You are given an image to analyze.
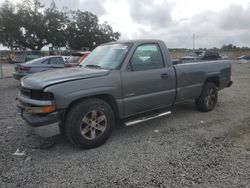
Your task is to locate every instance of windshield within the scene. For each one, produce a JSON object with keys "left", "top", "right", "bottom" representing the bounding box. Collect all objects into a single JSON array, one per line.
[
  {"left": 25, "top": 57, "right": 47, "bottom": 64},
  {"left": 81, "top": 43, "right": 131, "bottom": 69},
  {"left": 66, "top": 56, "right": 81, "bottom": 64}
]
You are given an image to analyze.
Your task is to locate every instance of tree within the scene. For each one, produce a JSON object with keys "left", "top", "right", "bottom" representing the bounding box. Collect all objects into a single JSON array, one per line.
[
  {"left": 16, "top": 0, "right": 69, "bottom": 50},
  {"left": 40, "top": 1, "right": 69, "bottom": 48},
  {"left": 16, "top": 0, "right": 49, "bottom": 50},
  {"left": 0, "top": 0, "right": 21, "bottom": 50},
  {"left": 97, "top": 22, "right": 120, "bottom": 45},
  {"left": 221, "top": 44, "right": 237, "bottom": 50},
  {"left": 0, "top": 0, "right": 120, "bottom": 50},
  {"left": 0, "top": 0, "right": 68, "bottom": 50},
  {"left": 66, "top": 11, "right": 120, "bottom": 50}
]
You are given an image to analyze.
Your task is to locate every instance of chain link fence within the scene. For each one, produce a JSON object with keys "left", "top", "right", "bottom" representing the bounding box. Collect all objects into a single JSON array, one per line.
[{"left": 0, "top": 63, "right": 14, "bottom": 79}]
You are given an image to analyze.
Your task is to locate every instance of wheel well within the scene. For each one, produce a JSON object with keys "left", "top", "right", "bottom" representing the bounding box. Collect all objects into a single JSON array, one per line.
[
  {"left": 205, "top": 76, "right": 220, "bottom": 87},
  {"left": 94, "top": 94, "right": 119, "bottom": 119},
  {"left": 63, "top": 94, "right": 119, "bottom": 121}
]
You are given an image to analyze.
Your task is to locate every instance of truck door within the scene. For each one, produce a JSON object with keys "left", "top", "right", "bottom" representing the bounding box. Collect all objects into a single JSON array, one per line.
[{"left": 121, "top": 43, "right": 175, "bottom": 116}]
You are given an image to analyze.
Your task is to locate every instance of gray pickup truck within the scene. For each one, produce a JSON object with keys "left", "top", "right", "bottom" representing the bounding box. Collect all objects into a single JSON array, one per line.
[{"left": 17, "top": 40, "right": 233, "bottom": 148}]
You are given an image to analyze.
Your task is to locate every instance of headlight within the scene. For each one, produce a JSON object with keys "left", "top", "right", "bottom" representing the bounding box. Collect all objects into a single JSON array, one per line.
[{"left": 31, "top": 91, "right": 54, "bottom": 100}]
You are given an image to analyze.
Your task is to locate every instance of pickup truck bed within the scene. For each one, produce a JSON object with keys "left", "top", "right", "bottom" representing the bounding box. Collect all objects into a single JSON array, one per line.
[
  {"left": 17, "top": 40, "right": 232, "bottom": 148},
  {"left": 174, "top": 60, "right": 231, "bottom": 102}
]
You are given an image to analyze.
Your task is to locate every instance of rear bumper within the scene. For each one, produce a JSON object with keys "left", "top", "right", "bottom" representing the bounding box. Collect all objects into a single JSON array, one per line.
[
  {"left": 227, "top": 81, "right": 233, "bottom": 87},
  {"left": 13, "top": 72, "right": 27, "bottom": 80}
]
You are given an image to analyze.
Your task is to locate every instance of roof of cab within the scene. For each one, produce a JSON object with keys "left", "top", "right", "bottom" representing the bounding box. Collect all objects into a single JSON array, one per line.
[{"left": 104, "top": 39, "right": 164, "bottom": 45}]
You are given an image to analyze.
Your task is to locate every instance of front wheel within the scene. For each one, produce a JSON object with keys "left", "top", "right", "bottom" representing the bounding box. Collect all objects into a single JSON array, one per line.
[
  {"left": 64, "top": 98, "right": 115, "bottom": 148},
  {"left": 195, "top": 82, "right": 218, "bottom": 112}
]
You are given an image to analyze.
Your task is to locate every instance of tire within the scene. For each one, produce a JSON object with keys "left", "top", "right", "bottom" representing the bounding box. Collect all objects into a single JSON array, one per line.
[
  {"left": 195, "top": 82, "right": 218, "bottom": 112},
  {"left": 64, "top": 98, "right": 115, "bottom": 148}
]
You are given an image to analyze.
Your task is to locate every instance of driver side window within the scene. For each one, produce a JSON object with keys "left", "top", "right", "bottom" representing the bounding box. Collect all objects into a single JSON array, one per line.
[
  {"left": 130, "top": 44, "right": 164, "bottom": 71},
  {"left": 43, "top": 59, "right": 50, "bottom": 64}
]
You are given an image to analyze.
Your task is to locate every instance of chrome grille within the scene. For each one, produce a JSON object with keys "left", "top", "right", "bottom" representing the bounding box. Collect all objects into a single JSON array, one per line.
[{"left": 20, "top": 87, "right": 31, "bottom": 98}]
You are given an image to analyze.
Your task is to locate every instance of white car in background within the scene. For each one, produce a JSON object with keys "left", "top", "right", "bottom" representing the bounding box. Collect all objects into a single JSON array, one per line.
[{"left": 0, "top": 55, "right": 8, "bottom": 61}]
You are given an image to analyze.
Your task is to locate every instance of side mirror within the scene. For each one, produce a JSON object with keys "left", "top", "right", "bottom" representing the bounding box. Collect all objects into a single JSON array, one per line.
[{"left": 127, "top": 63, "right": 132, "bottom": 71}]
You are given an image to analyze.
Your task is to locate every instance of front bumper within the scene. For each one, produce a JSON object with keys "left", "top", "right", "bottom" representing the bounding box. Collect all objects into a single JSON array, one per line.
[
  {"left": 227, "top": 81, "right": 233, "bottom": 87},
  {"left": 13, "top": 72, "right": 27, "bottom": 80},
  {"left": 16, "top": 93, "right": 64, "bottom": 137},
  {"left": 32, "top": 122, "right": 61, "bottom": 138},
  {"left": 20, "top": 110, "right": 63, "bottom": 127},
  {"left": 17, "top": 106, "right": 64, "bottom": 137}
]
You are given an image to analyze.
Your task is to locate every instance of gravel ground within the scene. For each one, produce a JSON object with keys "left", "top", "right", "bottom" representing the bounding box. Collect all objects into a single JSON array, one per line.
[{"left": 0, "top": 62, "right": 250, "bottom": 187}]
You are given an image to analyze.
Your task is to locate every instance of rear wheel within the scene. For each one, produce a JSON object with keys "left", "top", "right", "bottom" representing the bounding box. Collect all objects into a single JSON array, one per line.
[
  {"left": 195, "top": 82, "right": 218, "bottom": 112},
  {"left": 64, "top": 98, "right": 115, "bottom": 148}
]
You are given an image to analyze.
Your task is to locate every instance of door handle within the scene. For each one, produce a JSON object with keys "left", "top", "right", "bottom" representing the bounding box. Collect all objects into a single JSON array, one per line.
[{"left": 161, "top": 73, "right": 168, "bottom": 79}]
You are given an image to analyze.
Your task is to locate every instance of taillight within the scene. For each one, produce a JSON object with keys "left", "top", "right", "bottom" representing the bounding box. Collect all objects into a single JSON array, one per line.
[
  {"left": 79, "top": 53, "right": 89, "bottom": 63},
  {"left": 20, "top": 66, "right": 31, "bottom": 72}
]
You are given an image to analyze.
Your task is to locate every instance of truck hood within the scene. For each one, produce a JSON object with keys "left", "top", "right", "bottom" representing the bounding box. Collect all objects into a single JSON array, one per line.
[{"left": 21, "top": 67, "right": 110, "bottom": 89}]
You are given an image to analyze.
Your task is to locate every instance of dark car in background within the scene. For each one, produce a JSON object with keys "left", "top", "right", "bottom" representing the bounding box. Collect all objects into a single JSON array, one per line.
[
  {"left": 13, "top": 56, "right": 65, "bottom": 80},
  {"left": 179, "top": 51, "right": 228, "bottom": 63},
  {"left": 237, "top": 55, "right": 250, "bottom": 64},
  {"left": 64, "top": 51, "right": 90, "bottom": 67},
  {"left": 237, "top": 55, "right": 250, "bottom": 60}
]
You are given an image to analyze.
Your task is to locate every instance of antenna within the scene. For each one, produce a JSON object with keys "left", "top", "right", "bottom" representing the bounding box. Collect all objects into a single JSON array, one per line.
[{"left": 193, "top": 33, "right": 195, "bottom": 50}]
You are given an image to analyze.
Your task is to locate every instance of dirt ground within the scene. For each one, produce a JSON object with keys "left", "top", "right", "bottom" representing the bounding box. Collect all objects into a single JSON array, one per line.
[{"left": 0, "top": 62, "right": 249, "bottom": 187}]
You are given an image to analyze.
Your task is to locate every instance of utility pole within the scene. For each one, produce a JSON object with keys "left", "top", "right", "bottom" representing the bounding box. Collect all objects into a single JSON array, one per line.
[
  {"left": 0, "top": 63, "right": 3, "bottom": 79},
  {"left": 193, "top": 33, "right": 195, "bottom": 50}
]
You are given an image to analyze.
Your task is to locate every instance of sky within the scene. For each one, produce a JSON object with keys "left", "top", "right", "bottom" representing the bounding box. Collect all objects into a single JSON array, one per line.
[{"left": 1, "top": 0, "right": 250, "bottom": 49}]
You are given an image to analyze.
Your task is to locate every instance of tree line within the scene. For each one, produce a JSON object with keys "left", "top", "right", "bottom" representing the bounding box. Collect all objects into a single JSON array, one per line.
[{"left": 0, "top": 0, "right": 120, "bottom": 51}]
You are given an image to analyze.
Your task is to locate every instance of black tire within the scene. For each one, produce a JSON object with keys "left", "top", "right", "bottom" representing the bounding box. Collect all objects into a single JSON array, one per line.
[
  {"left": 195, "top": 82, "right": 218, "bottom": 112},
  {"left": 64, "top": 98, "right": 115, "bottom": 148}
]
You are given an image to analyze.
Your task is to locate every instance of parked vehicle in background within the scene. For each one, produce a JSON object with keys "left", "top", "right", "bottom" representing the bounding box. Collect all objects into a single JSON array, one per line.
[
  {"left": 17, "top": 40, "right": 233, "bottom": 148},
  {"left": 13, "top": 56, "right": 65, "bottom": 80},
  {"left": 11, "top": 51, "right": 42, "bottom": 64},
  {"left": 179, "top": 50, "right": 227, "bottom": 63},
  {"left": 0, "top": 50, "right": 11, "bottom": 63},
  {"left": 0, "top": 55, "right": 8, "bottom": 62},
  {"left": 64, "top": 51, "right": 90, "bottom": 67},
  {"left": 62, "top": 56, "right": 70, "bottom": 62},
  {"left": 237, "top": 55, "right": 250, "bottom": 63}
]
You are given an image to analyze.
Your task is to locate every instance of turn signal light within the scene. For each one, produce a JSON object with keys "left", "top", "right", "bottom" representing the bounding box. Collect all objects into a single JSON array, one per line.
[
  {"left": 42, "top": 105, "right": 56, "bottom": 113},
  {"left": 25, "top": 105, "right": 56, "bottom": 114}
]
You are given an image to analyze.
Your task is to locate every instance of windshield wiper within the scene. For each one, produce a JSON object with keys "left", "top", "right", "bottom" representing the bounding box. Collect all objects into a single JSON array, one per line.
[{"left": 84, "top": 64, "right": 102, "bottom": 69}]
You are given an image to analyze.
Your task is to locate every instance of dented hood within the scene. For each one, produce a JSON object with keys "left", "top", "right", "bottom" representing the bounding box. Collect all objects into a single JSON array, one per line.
[{"left": 21, "top": 67, "right": 110, "bottom": 89}]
